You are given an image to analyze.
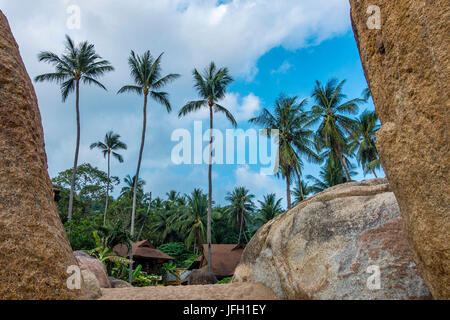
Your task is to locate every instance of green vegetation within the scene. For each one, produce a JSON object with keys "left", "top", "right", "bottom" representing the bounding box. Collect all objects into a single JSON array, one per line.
[{"left": 38, "top": 36, "right": 383, "bottom": 285}]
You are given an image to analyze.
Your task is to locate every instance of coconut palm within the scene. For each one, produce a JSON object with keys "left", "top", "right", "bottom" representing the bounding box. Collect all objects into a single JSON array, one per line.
[
  {"left": 309, "top": 79, "right": 363, "bottom": 181},
  {"left": 178, "top": 62, "right": 237, "bottom": 272},
  {"left": 362, "top": 87, "right": 372, "bottom": 102},
  {"left": 250, "top": 95, "right": 320, "bottom": 209},
  {"left": 120, "top": 175, "right": 145, "bottom": 200},
  {"left": 90, "top": 131, "right": 127, "bottom": 225},
  {"left": 307, "top": 155, "right": 356, "bottom": 193},
  {"left": 349, "top": 110, "right": 381, "bottom": 177},
  {"left": 255, "top": 194, "right": 284, "bottom": 227},
  {"left": 293, "top": 179, "right": 314, "bottom": 204},
  {"left": 117, "top": 51, "right": 179, "bottom": 273},
  {"left": 225, "top": 187, "right": 255, "bottom": 243},
  {"left": 173, "top": 189, "right": 208, "bottom": 253},
  {"left": 35, "top": 35, "right": 114, "bottom": 221}
]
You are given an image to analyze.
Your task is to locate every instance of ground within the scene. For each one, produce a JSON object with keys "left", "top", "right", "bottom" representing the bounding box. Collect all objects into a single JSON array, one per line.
[{"left": 99, "top": 283, "right": 278, "bottom": 300}]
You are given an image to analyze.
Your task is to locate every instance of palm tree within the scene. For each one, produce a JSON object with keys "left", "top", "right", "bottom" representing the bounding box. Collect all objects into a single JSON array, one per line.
[
  {"left": 120, "top": 175, "right": 145, "bottom": 200},
  {"left": 362, "top": 87, "right": 372, "bottom": 102},
  {"left": 225, "top": 187, "right": 255, "bottom": 243},
  {"left": 118, "top": 50, "right": 179, "bottom": 282},
  {"left": 90, "top": 131, "right": 127, "bottom": 225},
  {"left": 255, "top": 194, "right": 283, "bottom": 227},
  {"left": 293, "top": 179, "right": 313, "bottom": 204},
  {"left": 35, "top": 35, "right": 114, "bottom": 221},
  {"left": 307, "top": 155, "right": 356, "bottom": 193},
  {"left": 250, "top": 95, "right": 320, "bottom": 209},
  {"left": 310, "top": 79, "right": 363, "bottom": 182},
  {"left": 178, "top": 62, "right": 237, "bottom": 273},
  {"left": 173, "top": 189, "right": 208, "bottom": 253},
  {"left": 349, "top": 110, "right": 381, "bottom": 177}
]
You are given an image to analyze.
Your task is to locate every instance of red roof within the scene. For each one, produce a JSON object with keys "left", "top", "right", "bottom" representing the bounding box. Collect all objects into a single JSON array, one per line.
[{"left": 113, "top": 240, "right": 174, "bottom": 261}]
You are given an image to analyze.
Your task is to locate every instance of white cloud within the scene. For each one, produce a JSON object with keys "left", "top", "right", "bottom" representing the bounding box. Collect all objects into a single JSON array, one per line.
[
  {"left": 271, "top": 61, "right": 293, "bottom": 75},
  {"left": 0, "top": 0, "right": 350, "bottom": 199}
]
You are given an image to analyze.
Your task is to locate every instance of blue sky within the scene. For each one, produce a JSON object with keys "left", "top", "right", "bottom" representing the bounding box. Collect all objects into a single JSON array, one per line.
[{"left": 0, "top": 0, "right": 383, "bottom": 207}]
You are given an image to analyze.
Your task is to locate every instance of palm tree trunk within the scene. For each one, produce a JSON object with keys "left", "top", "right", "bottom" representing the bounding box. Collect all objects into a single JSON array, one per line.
[
  {"left": 340, "top": 154, "right": 351, "bottom": 182},
  {"left": 238, "top": 212, "right": 243, "bottom": 244},
  {"left": 286, "top": 172, "right": 291, "bottom": 210},
  {"left": 372, "top": 169, "right": 378, "bottom": 178},
  {"left": 67, "top": 79, "right": 80, "bottom": 224},
  {"left": 104, "top": 152, "right": 110, "bottom": 226},
  {"left": 129, "top": 93, "right": 148, "bottom": 284},
  {"left": 207, "top": 104, "right": 213, "bottom": 274}
]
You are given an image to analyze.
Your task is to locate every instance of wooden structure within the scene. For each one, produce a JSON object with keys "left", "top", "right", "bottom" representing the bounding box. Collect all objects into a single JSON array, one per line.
[{"left": 113, "top": 240, "right": 174, "bottom": 274}]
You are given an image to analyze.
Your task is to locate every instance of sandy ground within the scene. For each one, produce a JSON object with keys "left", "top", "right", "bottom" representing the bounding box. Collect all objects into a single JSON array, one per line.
[{"left": 99, "top": 282, "right": 278, "bottom": 300}]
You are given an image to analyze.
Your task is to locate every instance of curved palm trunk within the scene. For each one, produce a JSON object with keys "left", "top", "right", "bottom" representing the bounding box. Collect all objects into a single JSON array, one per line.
[
  {"left": 129, "top": 93, "right": 148, "bottom": 283},
  {"left": 238, "top": 212, "right": 243, "bottom": 244},
  {"left": 207, "top": 104, "right": 213, "bottom": 274},
  {"left": 372, "top": 169, "right": 378, "bottom": 178},
  {"left": 286, "top": 172, "right": 292, "bottom": 210},
  {"left": 340, "top": 154, "right": 351, "bottom": 182},
  {"left": 67, "top": 80, "right": 81, "bottom": 224},
  {"left": 104, "top": 151, "right": 110, "bottom": 226}
]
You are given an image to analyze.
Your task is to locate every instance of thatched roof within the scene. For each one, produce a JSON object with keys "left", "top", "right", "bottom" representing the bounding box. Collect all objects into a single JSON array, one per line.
[
  {"left": 113, "top": 240, "right": 174, "bottom": 261},
  {"left": 199, "top": 244, "right": 245, "bottom": 278}
]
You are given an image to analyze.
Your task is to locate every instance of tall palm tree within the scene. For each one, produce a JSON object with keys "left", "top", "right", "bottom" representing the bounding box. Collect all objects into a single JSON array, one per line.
[
  {"left": 90, "top": 131, "right": 127, "bottom": 225},
  {"left": 174, "top": 189, "right": 208, "bottom": 253},
  {"left": 349, "top": 110, "right": 381, "bottom": 177},
  {"left": 178, "top": 62, "right": 237, "bottom": 272},
  {"left": 35, "top": 35, "right": 114, "bottom": 221},
  {"left": 250, "top": 95, "right": 320, "bottom": 209},
  {"left": 118, "top": 50, "right": 179, "bottom": 282},
  {"left": 255, "top": 194, "right": 283, "bottom": 227},
  {"left": 225, "top": 187, "right": 255, "bottom": 243},
  {"left": 310, "top": 79, "right": 363, "bottom": 182}
]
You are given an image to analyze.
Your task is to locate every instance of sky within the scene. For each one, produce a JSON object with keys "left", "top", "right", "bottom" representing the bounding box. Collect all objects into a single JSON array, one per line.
[{"left": 0, "top": 0, "right": 382, "bottom": 206}]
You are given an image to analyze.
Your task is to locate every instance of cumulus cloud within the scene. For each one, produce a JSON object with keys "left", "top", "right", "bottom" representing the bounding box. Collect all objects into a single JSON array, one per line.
[{"left": 0, "top": 0, "right": 351, "bottom": 198}]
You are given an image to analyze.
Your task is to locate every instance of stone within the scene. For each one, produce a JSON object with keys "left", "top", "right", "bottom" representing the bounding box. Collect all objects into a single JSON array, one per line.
[
  {"left": 349, "top": 0, "right": 450, "bottom": 299},
  {"left": 109, "top": 277, "right": 133, "bottom": 288},
  {"left": 0, "top": 10, "right": 87, "bottom": 299},
  {"left": 188, "top": 269, "right": 218, "bottom": 285},
  {"left": 74, "top": 251, "right": 111, "bottom": 288},
  {"left": 80, "top": 264, "right": 102, "bottom": 299},
  {"left": 233, "top": 179, "right": 432, "bottom": 300}
]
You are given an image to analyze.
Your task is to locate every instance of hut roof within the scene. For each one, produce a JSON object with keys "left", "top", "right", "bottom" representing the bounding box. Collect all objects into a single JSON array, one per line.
[
  {"left": 200, "top": 244, "right": 246, "bottom": 278},
  {"left": 113, "top": 240, "right": 174, "bottom": 261}
]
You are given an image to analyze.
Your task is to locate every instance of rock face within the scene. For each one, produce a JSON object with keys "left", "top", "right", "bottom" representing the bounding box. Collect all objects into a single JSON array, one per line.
[
  {"left": 0, "top": 11, "right": 86, "bottom": 299},
  {"left": 349, "top": 0, "right": 450, "bottom": 299},
  {"left": 188, "top": 269, "right": 218, "bottom": 285},
  {"left": 74, "top": 251, "right": 111, "bottom": 288},
  {"left": 233, "top": 179, "right": 431, "bottom": 300},
  {"left": 79, "top": 264, "right": 102, "bottom": 299},
  {"left": 109, "top": 277, "right": 133, "bottom": 288}
]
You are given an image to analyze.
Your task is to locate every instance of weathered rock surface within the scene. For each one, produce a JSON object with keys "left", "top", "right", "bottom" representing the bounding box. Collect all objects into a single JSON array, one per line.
[
  {"left": 109, "top": 277, "right": 133, "bottom": 288},
  {"left": 349, "top": 0, "right": 450, "bottom": 299},
  {"left": 79, "top": 264, "right": 102, "bottom": 299},
  {"left": 74, "top": 251, "right": 111, "bottom": 288},
  {"left": 233, "top": 179, "right": 431, "bottom": 300},
  {"left": 0, "top": 10, "right": 86, "bottom": 299}
]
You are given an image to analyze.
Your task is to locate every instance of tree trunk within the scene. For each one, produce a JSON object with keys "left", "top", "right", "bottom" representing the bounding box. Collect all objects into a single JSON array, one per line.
[
  {"left": 372, "top": 169, "right": 378, "bottom": 178},
  {"left": 207, "top": 104, "right": 213, "bottom": 274},
  {"left": 104, "top": 151, "right": 110, "bottom": 226},
  {"left": 67, "top": 79, "right": 81, "bottom": 224},
  {"left": 129, "top": 93, "right": 148, "bottom": 283},
  {"left": 340, "top": 153, "right": 352, "bottom": 182},
  {"left": 238, "top": 212, "right": 243, "bottom": 244},
  {"left": 286, "top": 171, "right": 291, "bottom": 210}
]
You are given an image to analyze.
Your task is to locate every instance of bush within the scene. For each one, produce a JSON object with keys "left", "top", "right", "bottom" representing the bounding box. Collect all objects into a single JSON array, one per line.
[
  {"left": 65, "top": 215, "right": 103, "bottom": 250},
  {"left": 157, "top": 242, "right": 198, "bottom": 268},
  {"left": 217, "top": 277, "right": 232, "bottom": 284}
]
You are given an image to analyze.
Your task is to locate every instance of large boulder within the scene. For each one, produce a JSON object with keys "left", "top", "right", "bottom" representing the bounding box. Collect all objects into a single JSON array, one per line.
[
  {"left": 233, "top": 179, "right": 431, "bottom": 300},
  {"left": 0, "top": 10, "right": 87, "bottom": 299},
  {"left": 74, "top": 251, "right": 111, "bottom": 288},
  {"left": 349, "top": 0, "right": 449, "bottom": 299},
  {"left": 109, "top": 277, "right": 133, "bottom": 288},
  {"left": 79, "top": 264, "right": 102, "bottom": 300}
]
